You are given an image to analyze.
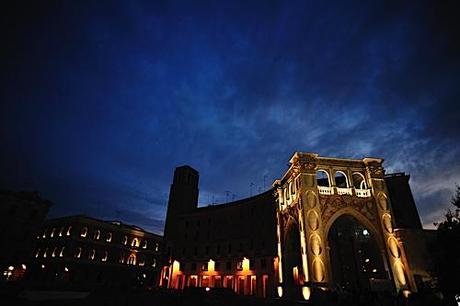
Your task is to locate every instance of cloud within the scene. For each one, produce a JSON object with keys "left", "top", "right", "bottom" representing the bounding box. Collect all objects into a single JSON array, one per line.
[{"left": 1, "top": 0, "right": 459, "bottom": 231}]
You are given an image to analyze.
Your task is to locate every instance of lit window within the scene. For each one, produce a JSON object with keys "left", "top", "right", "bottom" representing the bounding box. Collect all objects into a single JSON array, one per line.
[
  {"left": 106, "top": 232, "right": 112, "bottom": 242},
  {"left": 42, "top": 229, "right": 47, "bottom": 239},
  {"left": 131, "top": 238, "right": 140, "bottom": 248},
  {"left": 102, "top": 251, "right": 108, "bottom": 262},
  {"left": 138, "top": 258, "right": 145, "bottom": 266},
  {"left": 35, "top": 248, "right": 40, "bottom": 258},
  {"left": 152, "top": 258, "right": 157, "bottom": 268},
  {"left": 59, "top": 247, "right": 65, "bottom": 257},
  {"left": 59, "top": 227, "right": 64, "bottom": 237},
  {"left": 52, "top": 247, "right": 57, "bottom": 257},
  {"left": 127, "top": 254, "right": 136, "bottom": 265},
  {"left": 75, "top": 247, "right": 82, "bottom": 258},
  {"left": 80, "top": 227, "right": 88, "bottom": 238},
  {"left": 50, "top": 227, "right": 56, "bottom": 238},
  {"left": 89, "top": 249, "right": 95, "bottom": 260},
  {"left": 142, "top": 240, "right": 147, "bottom": 249},
  {"left": 123, "top": 236, "right": 128, "bottom": 245},
  {"left": 94, "top": 230, "right": 100, "bottom": 240},
  {"left": 155, "top": 243, "right": 159, "bottom": 252},
  {"left": 66, "top": 226, "right": 72, "bottom": 236},
  {"left": 43, "top": 248, "right": 48, "bottom": 258}
]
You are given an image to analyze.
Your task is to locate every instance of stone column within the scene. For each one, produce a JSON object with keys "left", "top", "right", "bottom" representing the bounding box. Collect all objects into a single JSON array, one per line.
[
  {"left": 295, "top": 153, "right": 329, "bottom": 290},
  {"left": 364, "top": 158, "right": 410, "bottom": 293}
]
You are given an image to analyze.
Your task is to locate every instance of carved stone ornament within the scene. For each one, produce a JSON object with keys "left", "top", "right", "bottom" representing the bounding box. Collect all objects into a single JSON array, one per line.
[
  {"left": 319, "top": 194, "right": 378, "bottom": 226},
  {"left": 367, "top": 164, "right": 385, "bottom": 178}
]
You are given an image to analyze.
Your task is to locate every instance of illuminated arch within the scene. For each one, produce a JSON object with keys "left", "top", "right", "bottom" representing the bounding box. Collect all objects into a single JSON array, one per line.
[
  {"left": 127, "top": 253, "right": 137, "bottom": 265},
  {"left": 352, "top": 172, "right": 368, "bottom": 189},
  {"left": 131, "top": 237, "right": 140, "bottom": 247},
  {"left": 324, "top": 207, "right": 385, "bottom": 253}
]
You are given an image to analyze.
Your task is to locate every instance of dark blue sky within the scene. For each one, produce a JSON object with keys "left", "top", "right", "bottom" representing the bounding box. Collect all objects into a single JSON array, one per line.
[{"left": 1, "top": 0, "right": 459, "bottom": 233}]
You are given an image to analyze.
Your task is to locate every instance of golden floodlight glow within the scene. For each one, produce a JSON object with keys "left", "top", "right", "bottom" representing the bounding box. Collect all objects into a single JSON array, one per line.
[
  {"left": 172, "top": 260, "right": 180, "bottom": 274},
  {"left": 402, "top": 290, "right": 411, "bottom": 298},
  {"left": 277, "top": 286, "right": 283, "bottom": 298},
  {"left": 302, "top": 286, "right": 311, "bottom": 300},
  {"left": 242, "top": 257, "right": 250, "bottom": 271},
  {"left": 208, "top": 259, "right": 215, "bottom": 272}
]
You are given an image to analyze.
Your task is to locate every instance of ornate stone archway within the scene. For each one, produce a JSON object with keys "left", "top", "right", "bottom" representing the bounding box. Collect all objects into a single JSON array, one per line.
[{"left": 273, "top": 153, "right": 412, "bottom": 300}]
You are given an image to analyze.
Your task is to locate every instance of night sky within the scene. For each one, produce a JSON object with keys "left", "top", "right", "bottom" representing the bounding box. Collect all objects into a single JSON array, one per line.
[{"left": 1, "top": 1, "right": 459, "bottom": 234}]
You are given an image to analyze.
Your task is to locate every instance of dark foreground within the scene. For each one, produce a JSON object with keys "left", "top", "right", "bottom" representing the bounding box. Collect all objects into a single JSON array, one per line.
[{"left": 0, "top": 284, "right": 451, "bottom": 306}]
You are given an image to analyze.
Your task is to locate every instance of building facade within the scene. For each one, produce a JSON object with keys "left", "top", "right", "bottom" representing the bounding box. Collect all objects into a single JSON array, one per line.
[
  {"left": 0, "top": 191, "right": 50, "bottom": 280},
  {"left": 29, "top": 215, "right": 163, "bottom": 288},
  {"left": 162, "top": 153, "right": 431, "bottom": 300}
]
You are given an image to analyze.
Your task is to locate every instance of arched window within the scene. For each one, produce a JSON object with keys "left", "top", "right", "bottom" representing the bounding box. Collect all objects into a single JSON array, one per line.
[
  {"left": 334, "top": 171, "right": 349, "bottom": 188},
  {"left": 106, "top": 232, "right": 112, "bottom": 242},
  {"left": 119, "top": 252, "right": 126, "bottom": 264},
  {"left": 94, "top": 230, "right": 101, "bottom": 240},
  {"left": 142, "top": 240, "right": 148, "bottom": 249},
  {"left": 131, "top": 238, "right": 140, "bottom": 248},
  {"left": 66, "top": 226, "right": 72, "bottom": 236},
  {"left": 316, "top": 170, "right": 330, "bottom": 187},
  {"left": 59, "top": 247, "right": 65, "bottom": 257},
  {"left": 80, "top": 227, "right": 88, "bottom": 238},
  {"left": 123, "top": 236, "right": 128, "bottom": 245},
  {"left": 50, "top": 227, "right": 56, "bottom": 238},
  {"left": 352, "top": 173, "right": 367, "bottom": 189},
  {"left": 127, "top": 253, "right": 136, "bottom": 265},
  {"left": 59, "top": 227, "right": 64, "bottom": 237},
  {"left": 138, "top": 256, "right": 145, "bottom": 266},
  {"left": 101, "top": 251, "right": 108, "bottom": 262},
  {"left": 75, "top": 247, "right": 82, "bottom": 258},
  {"left": 89, "top": 249, "right": 96, "bottom": 260},
  {"left": 152, "top": 258, "right": 157, "bottom": 268},
  {"left": 52, "top": 247, "right": 57, "bottom": 257}
]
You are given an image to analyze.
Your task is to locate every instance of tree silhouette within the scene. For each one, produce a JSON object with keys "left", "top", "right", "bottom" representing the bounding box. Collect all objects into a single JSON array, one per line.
[{"left": 433, "top": 185, "right": 460, "bottom": 305}]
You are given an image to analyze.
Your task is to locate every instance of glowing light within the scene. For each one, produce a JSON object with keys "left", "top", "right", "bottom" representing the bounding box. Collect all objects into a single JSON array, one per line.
[
  {"left": 302, "top": 286, "right": 311, "bottom": 300},
  {"left": 142, "top": 273, "right": 146, "bottom": 278},
  {"left": 205, "top": 287, "right": 210, "bottom": 292},
  {"left": 365, "top": 258, "right": 370, "bottom": 263},
  {"left": 277, "top": 286, "right": 283, "bottom": 298},
  {"left": 372, "top": 269, "right": 377, "bottom": 273},
  {"left": 101, "top": 251, "right": 108, "bottom": 262},
  {"left": 8, "top": 266, "right": 14, "bottom": 271},
  {"left": 402, "top": 290, "right": 411, "bottom": 298},
  {"left": 363, "top": 229, "right": 369, "bottom": 236},
  {"left": 208, "top": 259, "right": 215, "bottom": 272},
  {"left": 41, "top": 264, "right": 45, "bottom": 269},
  {"left": 80, "top": 227, "right": 88, "bottom": 238},
  {"left": 64, "top": 267, "right": 69, "bottom": 272},
  {"left": 242, "top": 257, "right": 250, "bottom": 271},
  {"left": 21, "top": 264, "right": 27, "bottom": 270}
]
